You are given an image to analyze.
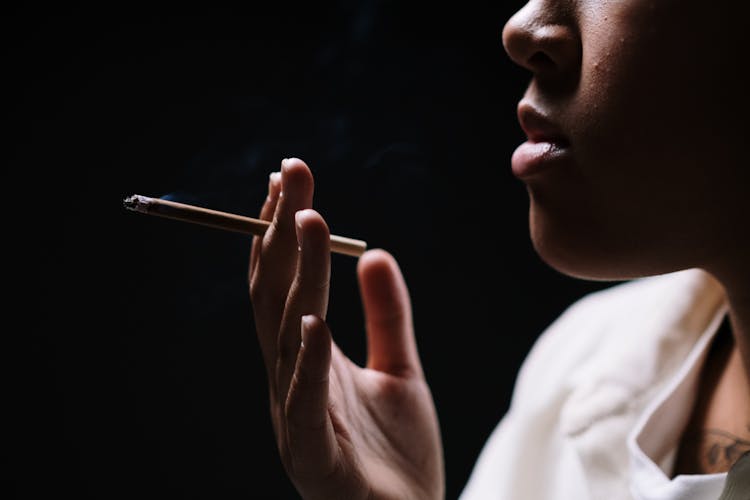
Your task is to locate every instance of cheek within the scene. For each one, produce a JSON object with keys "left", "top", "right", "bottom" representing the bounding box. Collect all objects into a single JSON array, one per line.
[
  {"left": 526, "top": 6, "right": 730, "bottom": 279},
  {"left": 579, "top": 28, "right": 677, "bottom": 177},
  {"left": 526, "top": 1, "right": 750, "bottom": 279},
  {"left": 571, "top": 7, "right": 724, "bottom": 224},
  {"left": 578, "top": 0, "right": 742, "bottom": 175}
]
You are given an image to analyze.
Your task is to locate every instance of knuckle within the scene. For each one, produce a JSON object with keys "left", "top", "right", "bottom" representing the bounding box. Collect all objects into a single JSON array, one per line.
[
  {"left": 296, "top": 357, "right": 329, "bottom": 388},
  {"left": 309, "top": 279, "right": 330, "bottom": 293},
  {"left": 295, "top": 276, "right": 329, "bottom": 294}
]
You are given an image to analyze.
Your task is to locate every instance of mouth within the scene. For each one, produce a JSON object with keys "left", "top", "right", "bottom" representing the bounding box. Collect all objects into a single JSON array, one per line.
[{"left": 511, "top": 100, "right": 572, "bottom": 179}]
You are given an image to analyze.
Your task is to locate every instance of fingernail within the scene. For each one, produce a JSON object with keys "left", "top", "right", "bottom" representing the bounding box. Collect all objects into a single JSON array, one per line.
[
  {"left": 280, "top": 161, "right": 292, "bottom": 193},
  {"left": 280, "top": 160, "right": 290, "bottom": 187},
  {"left": 300, "top": 315, "right": 314, "bottom": 347},
  {"left": 270, "top": 171, "right": 281, "bottom": 189},
  {"left": 295, "top": 210, "right": 304, "bottom": 248},
  {"left": 268, "top": 172, "right": 281, "bottom": 199}
]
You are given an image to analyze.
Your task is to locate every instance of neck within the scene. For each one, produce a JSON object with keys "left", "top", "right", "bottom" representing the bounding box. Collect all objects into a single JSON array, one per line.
[
  {"left": 723, "top": 284, "right": 750, "bottom": 438},
  {"left": 717, "top": 265, "right": 750, "bottom": 392},
  {"left": 705, "top": 225, "right": 750, "bottom": 378},
  {"left": 673, "top": 266, "right": 750, "bottom": 475}
]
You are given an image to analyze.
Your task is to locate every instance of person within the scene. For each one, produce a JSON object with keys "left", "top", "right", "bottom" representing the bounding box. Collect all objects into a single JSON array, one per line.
[{"left": 247, "top": 0, "right": 750, "bottom": 498}]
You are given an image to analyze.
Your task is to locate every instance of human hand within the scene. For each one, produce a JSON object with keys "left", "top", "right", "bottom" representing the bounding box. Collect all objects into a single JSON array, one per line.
[{"left": 248, "top": 158, "right": 444, "bottom": 500}]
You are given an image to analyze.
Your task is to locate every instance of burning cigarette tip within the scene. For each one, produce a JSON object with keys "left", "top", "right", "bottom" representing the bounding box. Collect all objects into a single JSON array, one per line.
[{"left": 123, "top": 194, "right": 153, "bottom": 213}]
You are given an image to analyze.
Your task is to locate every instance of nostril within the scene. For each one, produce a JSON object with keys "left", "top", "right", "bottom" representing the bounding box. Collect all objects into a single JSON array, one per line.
[{"left": 528, "top": 51, "right": 556, "bottom": 73}]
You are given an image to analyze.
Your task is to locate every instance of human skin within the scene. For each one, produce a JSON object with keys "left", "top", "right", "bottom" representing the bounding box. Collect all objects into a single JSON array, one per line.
[
  {"left": 249, "top": 161, "right": 444, "bottom": 500},
  {"left": 248, "top": 0, "right": 750, "bottom": 498},
  {"left": 502, "top": 0, "right": 750, "bottom": 474}
]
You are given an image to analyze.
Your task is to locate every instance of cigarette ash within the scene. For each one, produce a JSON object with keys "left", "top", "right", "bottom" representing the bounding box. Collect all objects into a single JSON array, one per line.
[{"left": 123, "top": 194, "right": 153, "bottom": 213}]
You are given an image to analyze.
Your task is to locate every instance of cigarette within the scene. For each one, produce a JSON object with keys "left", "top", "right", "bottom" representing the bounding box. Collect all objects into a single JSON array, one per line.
[{"left": 123, "top": 194, "right": 367, "bottom": 257}]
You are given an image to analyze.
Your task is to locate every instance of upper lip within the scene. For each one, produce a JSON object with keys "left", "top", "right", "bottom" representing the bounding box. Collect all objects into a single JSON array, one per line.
[{"left": 517, "top": 101, "right": 570, "bottom": 146}]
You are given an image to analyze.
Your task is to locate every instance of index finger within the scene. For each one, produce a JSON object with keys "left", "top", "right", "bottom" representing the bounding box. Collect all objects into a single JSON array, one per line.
[{"left": 250, "top": 171, "right": 281, "bottom": 280}]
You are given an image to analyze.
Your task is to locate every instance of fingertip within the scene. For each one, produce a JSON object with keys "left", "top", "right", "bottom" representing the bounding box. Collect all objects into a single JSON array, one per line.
[
  {"left": 301, "top": 314, "right": 313, "bottom": 348},
  {"left": 300, "top": 314, "right": 332, "bottom": 363},
  {"left": 282, "top": 157, "right": 308, "bottom": 169},
  {"left": 295, "top": 209, "right": 330, "bottom": 246},
  {"left": 294, "top": 208, "right": 324, "bottom": 226},
  {"left": 357, "top": 248, "right": 411, "bottom": 316},
  {"left": 280, "top": 158, "right": 314, "bottom": 201},
  {"left": 357, "top": 248, "right": 400, "bottom": 277},
  {"left": 268, "top": 171, "right": 281, "bottom": 200},
  {"left": 270, "top": 170, "right": 281, "bottom": 185},
  {"left": 301, "top": 313, "right": 323, "bottom": 340},
  {"left": 281, "top": 157, "right": 312, "bottom": 180}
]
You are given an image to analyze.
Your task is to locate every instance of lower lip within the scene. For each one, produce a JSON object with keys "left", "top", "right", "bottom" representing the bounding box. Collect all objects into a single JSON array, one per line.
[{"left": 511, "top": 141, "right": 572, "bottom": 179}]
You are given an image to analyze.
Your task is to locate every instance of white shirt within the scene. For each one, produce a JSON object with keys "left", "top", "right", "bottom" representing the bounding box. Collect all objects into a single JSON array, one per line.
[{"left": 459, "top": 268, "right": 734, "bottom": 500}]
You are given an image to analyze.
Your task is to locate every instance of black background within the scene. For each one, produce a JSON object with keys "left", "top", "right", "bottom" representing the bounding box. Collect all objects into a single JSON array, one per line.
[{"left": 10, "top": 3, "right": 614, "bottom": 499}]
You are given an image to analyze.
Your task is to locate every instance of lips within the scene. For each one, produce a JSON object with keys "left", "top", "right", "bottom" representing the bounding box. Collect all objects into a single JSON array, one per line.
[{"left": 511, "top": 101, "right": 572, "bottom": 179}]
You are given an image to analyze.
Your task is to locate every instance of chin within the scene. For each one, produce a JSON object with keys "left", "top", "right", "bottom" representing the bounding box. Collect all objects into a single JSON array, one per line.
[
  {"left": 530, "top": 228, "right": 613, "bottom": 282},
  {"left": 527, "top": 204, "right": 669, "bottom": 283}
]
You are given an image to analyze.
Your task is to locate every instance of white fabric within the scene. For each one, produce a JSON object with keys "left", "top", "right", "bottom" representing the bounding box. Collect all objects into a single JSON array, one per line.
[{"left": 459, "top": 268, "right": 730, "bottom": 500}]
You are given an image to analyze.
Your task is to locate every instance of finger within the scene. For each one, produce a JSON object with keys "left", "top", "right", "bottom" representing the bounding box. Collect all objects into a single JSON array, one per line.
[
  {"left": 253, "top": 158, "right": 314, "bottom": 304},
  {"left": 277, "top": 208, "right": 331, "bottom": 400},
  {"left": 249, "top": 159, "right": 315, "bottom": 372},
  {"left": 358, "top": 249, "right": 422, "bottom": 377},
  {"left": 250, "top": 171, "right": 281, "bottom": 280},
  {"left": 285, "top": 315, "right": 338, "bottom": 479}
]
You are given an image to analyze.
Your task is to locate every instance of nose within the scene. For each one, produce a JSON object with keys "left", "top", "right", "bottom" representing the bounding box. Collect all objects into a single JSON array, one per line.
[{"left": 502, "top": 1, "right": 580, "bottom": 79}]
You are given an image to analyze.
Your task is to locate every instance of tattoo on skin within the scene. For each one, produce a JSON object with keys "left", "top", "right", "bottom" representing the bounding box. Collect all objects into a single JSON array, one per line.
[
  {"left": 677, "top": 424, "right": 750, "bottom": 474},
  {"left": 703, "top": 428, "right": 750, "bottom": 467}
]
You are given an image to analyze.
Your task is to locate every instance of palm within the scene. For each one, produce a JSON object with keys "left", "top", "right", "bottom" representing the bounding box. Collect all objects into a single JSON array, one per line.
[{"left": 323, "top": 345, "right": 442, "bottom": 500}]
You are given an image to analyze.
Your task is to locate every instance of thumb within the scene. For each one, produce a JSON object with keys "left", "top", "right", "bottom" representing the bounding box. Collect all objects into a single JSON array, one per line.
[{"left": 357, "top": 249, "right": 422, "bottom": 377}]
